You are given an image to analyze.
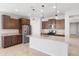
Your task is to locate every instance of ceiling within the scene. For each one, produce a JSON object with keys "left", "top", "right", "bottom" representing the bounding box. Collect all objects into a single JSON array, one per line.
[{"left": 0, "top": 3, "right": 79, "bottom": 18}]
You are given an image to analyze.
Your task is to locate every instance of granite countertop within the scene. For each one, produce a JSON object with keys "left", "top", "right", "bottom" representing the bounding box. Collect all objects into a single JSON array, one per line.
[
  {"left": 41, "top": 35, "right": 65, "bottom": 42},
  {"left": 1, "top": 33, "right": 21, "bottom": 36},
  {"left": 28, "top": 35, "right": 65, "bottom": 42}
]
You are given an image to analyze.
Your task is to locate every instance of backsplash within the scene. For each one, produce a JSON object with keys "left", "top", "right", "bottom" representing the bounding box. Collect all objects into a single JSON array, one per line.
[
  {"left": 41, "top": 29, "right": 65, "bottom": 35},
  {"left": 2, "top": 29, "right": 19, "bottom": 34}
]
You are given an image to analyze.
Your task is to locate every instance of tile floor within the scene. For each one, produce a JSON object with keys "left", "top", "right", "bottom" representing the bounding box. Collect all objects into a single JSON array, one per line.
[
  {"left": 0, "top": 44, "right": 49, "bottom": 56},
  {"left": 69, "top": 44, "right": 79, "bottom": 56},
  {"left": 0, "top": 37, "right": 79, "bottom": 56},
  {"left": 69, "top": 35, "right": 79, "bottom": 56}
]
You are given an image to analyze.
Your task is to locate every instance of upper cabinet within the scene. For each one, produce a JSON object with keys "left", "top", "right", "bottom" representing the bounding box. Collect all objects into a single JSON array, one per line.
[
  {"left": 48, "top": 19, "right": 56, "bottom": 25},
  {"left": 42, "top": 21, "right": 48, "bottom": 29},
  {"left": 2, "top": 15, "right": 30, "bottom": 29},
  {"left": 42, "top": 19, "right": 64, "bottom": 29},
  {"left": 20, "top": 18, "right": 30, "bottom": 25},
  {"left": 56, "top": 19, "right": 64, "bottom": 29},
  {"left": 2, "top": 15, "right": 19, "bottom": 29},
  {"left": 42, "top": 19, "right": 56, "bottom": 29}
]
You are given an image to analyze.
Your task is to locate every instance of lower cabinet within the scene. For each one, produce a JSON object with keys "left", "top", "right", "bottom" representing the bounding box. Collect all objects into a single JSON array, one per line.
[
  {"left": 2, "top": 35, "right": 22, "bottom": 48},
  {"left": 11, "top": 36, "right": 18, "bottom": 45},
  {"left": 2, "top": 36, "right": 12, "bottom": 48},
  {"left": 15, "top": 35, "right": 22, "bottom": 44}
]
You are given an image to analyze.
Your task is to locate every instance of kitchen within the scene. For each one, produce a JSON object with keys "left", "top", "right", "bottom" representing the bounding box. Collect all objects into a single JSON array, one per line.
[{"left": 0, "top": 3, "right": 79, "bottom": 56}]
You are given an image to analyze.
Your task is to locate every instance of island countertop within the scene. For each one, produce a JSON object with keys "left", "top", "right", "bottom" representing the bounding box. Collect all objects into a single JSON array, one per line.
[
  {"left": 28, "top": 35, "right": 65, "bottom": 42},
  {"left": 41, "top": 35, "right": 65, "bottom": 42}
]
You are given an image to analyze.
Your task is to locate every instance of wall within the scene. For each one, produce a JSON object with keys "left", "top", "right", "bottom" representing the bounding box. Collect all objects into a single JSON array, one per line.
[
  {"left": 30, "top": 17, "right": 41, "bottom": 36},
  {"left": 78, "top": 23, "right": 79, "bottom": 35},
  {"left": 70, "top": 23, "right": 77, "bottom": 35},
  {"left": 65, "top": 9, "right": 79, "bottom": 41},
  {"left": 70, "top": 18, "right": 79, "bottom": 35},
  {"left": 0, "top": 13, "right": 2, "bottom": 47}
]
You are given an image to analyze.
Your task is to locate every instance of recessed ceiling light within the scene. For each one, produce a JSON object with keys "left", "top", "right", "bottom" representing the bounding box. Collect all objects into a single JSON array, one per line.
[
  {"left": 14, "top": 9, "right": 18, "bottom": 12},
  {"left": 40, "top": 9, "right": 43, "bottom": 12},
  {"left": 57, "top": 10, "right": 60, "bottom": 13},
  {"left": 32, "top": 8, "right": 35, "bottom": 11},
  {"left": 42, "top": 5, "right": 45, "bottom": 7},
  {"left": 53, "top": 5, "right": 56, "bottom": 9}
]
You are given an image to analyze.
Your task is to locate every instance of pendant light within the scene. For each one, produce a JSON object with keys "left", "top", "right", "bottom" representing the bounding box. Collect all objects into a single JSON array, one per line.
[{"left": 41, "top": 5, "right": 45, "bottom": 19}]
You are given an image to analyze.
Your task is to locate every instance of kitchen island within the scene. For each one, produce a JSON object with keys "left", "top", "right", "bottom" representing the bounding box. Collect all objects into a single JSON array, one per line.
[{"left": 29, "top": 35, "right": 68, "bottom": 56}]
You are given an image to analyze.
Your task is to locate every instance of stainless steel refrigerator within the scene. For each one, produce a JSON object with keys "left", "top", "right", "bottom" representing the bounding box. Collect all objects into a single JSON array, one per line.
[{"left": 22, "top": 25, "right": 31, "bottom": 43}]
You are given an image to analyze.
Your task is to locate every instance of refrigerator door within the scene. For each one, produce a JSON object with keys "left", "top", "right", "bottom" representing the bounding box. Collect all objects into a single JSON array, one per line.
[
  {"left": 22, "top": 25, "right": 29, "bottom": 35},
  {"left": 22, "top": 25, "right": 30, "bottom": 43}
]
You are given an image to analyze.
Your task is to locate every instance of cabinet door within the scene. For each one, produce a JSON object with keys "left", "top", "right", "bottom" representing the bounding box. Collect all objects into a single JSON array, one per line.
[
  {"left": 48, "top": 19, "right": 56, "bottom": 24},
  {"left": 20, "top": 18, "right": 30, "bottom": 25},
  {"left": 16, "top": 35, "right": 22, "bottom": 44},
  {"left": 2, "top": 15, "right": 11, "bottom": 29},
  {"left": 11, "top": 36, "right": 18, "bottom": 45},
  {"left": 3, "top": 36, "right": 12, "bottom": 48},
  {"left": 26, "top": 19, "right": 30, "bottom": 25},
  {"left": 2, "top": 15, "right": 19, "bottom": 29},
  {"left": 56, "top": 20, "right": 60, "bottom": 29},
  {"left": 56, "top": 20, "right": 64, "bottom": 29},
  {"left": 11, "top": 35, "right": 22, "bottom": 45},
  {"left": 60, "top": 20, "right": 64, "bottom": 29},
  {"left": 42, "top": 21, "right": 48, "bottom": 29},
  {"left": 11, "top": 19, "right": 19, "bottom": 29}
]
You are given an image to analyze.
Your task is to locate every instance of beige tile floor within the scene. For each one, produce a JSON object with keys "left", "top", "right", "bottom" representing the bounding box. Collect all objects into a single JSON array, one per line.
[
  {"left": 69, "top": 35, "right": 79, "bottom": 56},
  {"left": 0, "top": 44, "right": 49, "bottom": 56},
  {"left": 68, "top": 44, "right": 79, "bottom": 56}
]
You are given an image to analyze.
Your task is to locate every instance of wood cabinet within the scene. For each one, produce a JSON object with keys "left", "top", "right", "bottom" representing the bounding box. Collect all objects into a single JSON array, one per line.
[
  {"left": 60, "top": 20, "right": 64, "bottom": 29},
  {"left": 56, "top": 20, "right": 64, "bottom": 29},
  {"left": 2, "top": 15, "right": 10, "bottom": 29},
  {"left": 12, "top": 35, "right": 22, "bottom": 45},
  {"left": 2, "top": 35, "right": 22, "bottom": 48},
  {"left": 42, "top": 21, "right": 48, "bottom": 29},
  {"left": 16, "top": 35, "right": 22, "bottom": 44},
  {"left": 42, "top": 19, "right": 56, "bottom": 29},
  {"left": 11, "top": 36, "right": 18, "bottom": 45},
  {"left": 42, "top": 19, "right": 64, "bottom": 29},
  {"left": 20, "top": 18, "right": 30, "bottom": 25},
  {"left": 2, "top": 15, "right": 31, "bottom": 34},
  {"left": 48, "top": 19, "right": 56, "bottom": 25},
  {"left": 2, "top": 15, "right": 19, "bottom": 29},
  {"left": 2, "top": 36, "right": 12, "bottom": 48},
  {"left": 11, "top": 18, "right": 19, "bottom": 29},
  {"left": 56, "top": 20, "right": 60, "bottom": 29}
]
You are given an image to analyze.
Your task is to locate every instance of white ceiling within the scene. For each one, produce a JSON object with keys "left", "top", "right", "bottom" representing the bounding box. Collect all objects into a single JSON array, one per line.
[{"left": 0, "top": 3, "right": 79, "bottom": 18}]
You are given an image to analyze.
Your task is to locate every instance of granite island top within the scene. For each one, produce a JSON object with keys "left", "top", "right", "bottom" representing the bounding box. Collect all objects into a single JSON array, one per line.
[
  {"left": 28, "top": 35, "right": 65, "bottom": 42},
  {"left": 41, "top": 35, "right": 65, "bottom": 42}
]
